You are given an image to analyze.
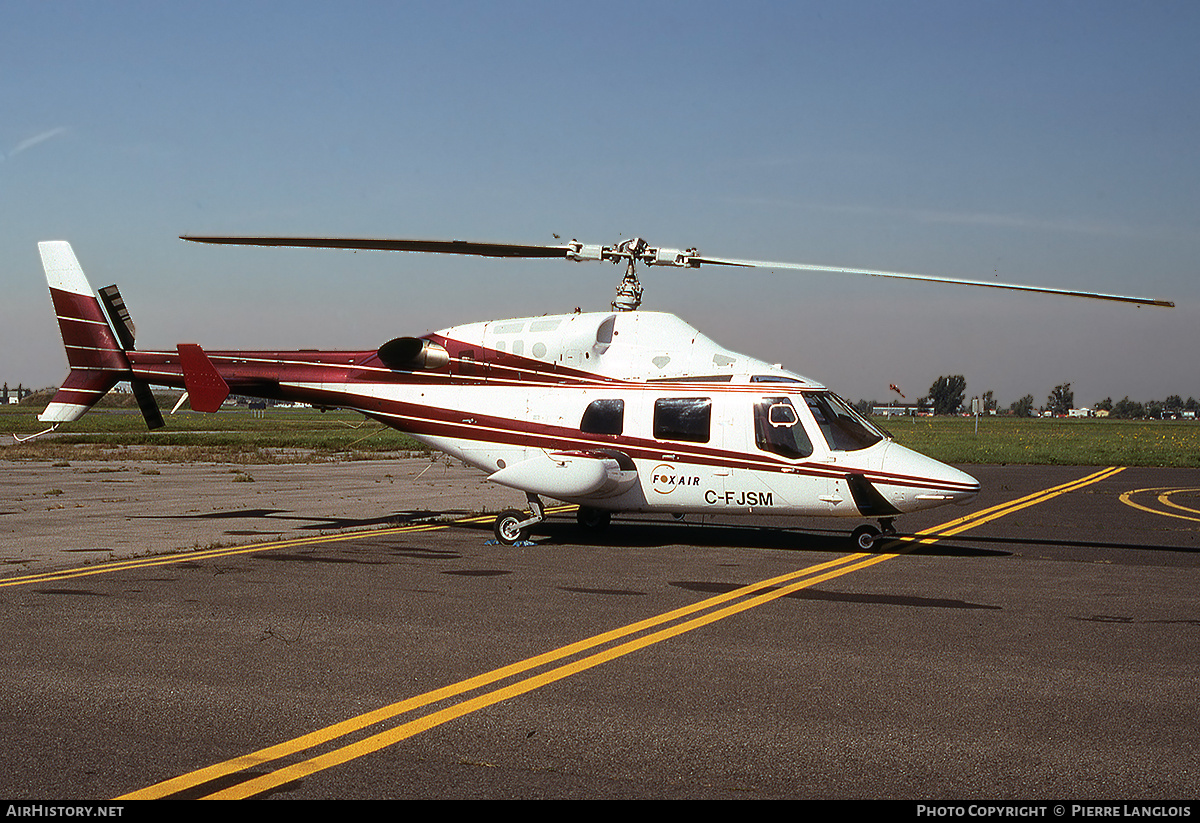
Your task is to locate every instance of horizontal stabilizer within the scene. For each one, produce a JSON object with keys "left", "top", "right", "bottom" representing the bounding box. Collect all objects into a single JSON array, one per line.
[{"left": 177, "top": 344, "right": 230, "bottom": 412}]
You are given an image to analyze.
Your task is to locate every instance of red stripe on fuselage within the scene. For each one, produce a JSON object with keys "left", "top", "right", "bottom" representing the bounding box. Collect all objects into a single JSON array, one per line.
[
  {"left": 120, "top": 342, "right": 971, "bottom": 494},
  {"left": 345, "top": 394, "right": 975, "bottom": 494}
]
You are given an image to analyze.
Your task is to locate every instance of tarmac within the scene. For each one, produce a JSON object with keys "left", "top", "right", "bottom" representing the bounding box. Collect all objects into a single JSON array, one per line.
[
  {"left": 2, "top": 457, "right": 1197, "bottom": 797},
  {"left": 0, "top": 457, "right": 528, "bottom": 571}
]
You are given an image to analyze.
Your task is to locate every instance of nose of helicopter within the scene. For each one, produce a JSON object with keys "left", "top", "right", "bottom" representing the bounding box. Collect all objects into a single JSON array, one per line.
[{"left": 878, "top": 442, "right": 980, "bottom": 512}]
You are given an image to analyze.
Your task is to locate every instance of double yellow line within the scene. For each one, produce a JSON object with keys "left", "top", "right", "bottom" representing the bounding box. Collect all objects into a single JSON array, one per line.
[
  {"left": 122, "top": 551, "right": 891, "bottom": 799},
  {"left": 898, "top": 466, "right": 1125, "bottom": 546},
  {"left": 122, "top": 466, "right": 1126, "bottom": 799},
  {"left": 0, "top": 522, "right": 447, "bottom": 589},
  {"left": 0, "top": 506, "right": 573, "bottom": 589}
]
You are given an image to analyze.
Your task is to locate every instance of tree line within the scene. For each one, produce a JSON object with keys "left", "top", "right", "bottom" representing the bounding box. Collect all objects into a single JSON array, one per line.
[{"left": 857, "top": 376, "right": 1198, "bottom": 419}]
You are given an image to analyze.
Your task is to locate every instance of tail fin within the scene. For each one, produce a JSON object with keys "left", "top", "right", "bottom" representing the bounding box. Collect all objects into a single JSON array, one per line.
[{"left": 38, "top": 241, "right": 130, "bottom": 423}]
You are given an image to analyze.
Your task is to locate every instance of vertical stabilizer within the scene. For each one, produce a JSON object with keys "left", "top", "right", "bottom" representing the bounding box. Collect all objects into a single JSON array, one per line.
[{"left": 38, "top": 242, "right": 130, "bottom": 423}]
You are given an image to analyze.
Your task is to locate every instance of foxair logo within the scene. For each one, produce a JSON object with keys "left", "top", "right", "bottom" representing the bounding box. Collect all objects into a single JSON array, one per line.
[{"left": 652, "top": 464, "right": 700, "bottom": 495}]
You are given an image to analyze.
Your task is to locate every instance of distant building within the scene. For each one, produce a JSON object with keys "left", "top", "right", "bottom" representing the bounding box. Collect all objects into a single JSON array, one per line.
[
  {"left": 2, "top": 384, "right": 32, "bottom": 405},
  {"left": 872, "top": 403, "right": 922, "bottom": 417}
]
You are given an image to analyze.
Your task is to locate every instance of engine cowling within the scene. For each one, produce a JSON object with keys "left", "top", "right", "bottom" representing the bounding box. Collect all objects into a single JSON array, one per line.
[{"left": 377, "top": 337, "right": 450, "bottom": 370}]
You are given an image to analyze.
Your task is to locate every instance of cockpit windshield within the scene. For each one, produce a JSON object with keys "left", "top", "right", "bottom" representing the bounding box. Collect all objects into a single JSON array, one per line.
[{"left": 804, "top": 392, "right": 886, "bottom": 451}]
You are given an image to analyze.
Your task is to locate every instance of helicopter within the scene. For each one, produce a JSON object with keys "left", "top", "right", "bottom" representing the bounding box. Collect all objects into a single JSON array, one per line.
[{"left": 31, "top": 235, "right": 1173, "bottom": 548}]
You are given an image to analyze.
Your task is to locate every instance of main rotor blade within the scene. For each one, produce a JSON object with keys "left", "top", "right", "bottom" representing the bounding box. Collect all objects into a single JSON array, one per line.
[
  {"left": 181, "top": 235, "right": 1173, "bottom": 308},
  {"left": 691, "top": 255, "right": 1175, "bottom": 308},
  {"left": 181, "top": 236, "right": 575, "bottom": 259}
]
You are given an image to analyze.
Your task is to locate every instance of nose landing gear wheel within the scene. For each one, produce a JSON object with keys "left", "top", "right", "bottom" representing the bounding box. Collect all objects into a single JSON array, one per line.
[{"left": 851, "top": 524, "right": 881, "bottom": 550}]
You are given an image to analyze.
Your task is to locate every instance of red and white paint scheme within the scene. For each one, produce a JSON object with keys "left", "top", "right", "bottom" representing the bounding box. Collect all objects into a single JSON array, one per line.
[{"left": 34, "top": 237, "right": 1171, "bottom": 547}]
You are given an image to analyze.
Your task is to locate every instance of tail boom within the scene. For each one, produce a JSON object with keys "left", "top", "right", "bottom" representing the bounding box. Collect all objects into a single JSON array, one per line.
[{"left": 38, "top": 242, "right": 387, "bottom": 424}]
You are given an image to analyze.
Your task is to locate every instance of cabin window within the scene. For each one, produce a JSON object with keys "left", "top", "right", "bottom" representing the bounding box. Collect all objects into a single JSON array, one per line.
[
  {"left": 653, "top": 397, "right": 711, "bottom": 443},
  {"left": 580, "top": 399, "right": 624, "bottom": 435},
  {"left": 753, "top": 397, "right": 813, "bottom": 459},
  {"left": 804, "top": 392, "right": 884, "bottom": 451}
]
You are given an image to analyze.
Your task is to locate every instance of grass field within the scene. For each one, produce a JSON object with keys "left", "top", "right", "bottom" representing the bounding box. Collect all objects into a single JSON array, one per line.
[
  {"left": 874, "top": 414, "right": 1200, "bottom": 468},
  {"left": 0, "top": 405, "right": 427, "bottom": 463},
  {"left": 1, "top": 404, "right": 1197, "bottom": 467}
]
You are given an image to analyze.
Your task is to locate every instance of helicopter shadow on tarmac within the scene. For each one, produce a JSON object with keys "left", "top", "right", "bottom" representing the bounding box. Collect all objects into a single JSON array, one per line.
[
  {"left": 137, "top": 505, "right": 1194, "bottom": 562},
  {"left": 458, "top": 514, "right": 1197, "bottom": 559},
  {"left": 452, "top": 516, "right": 1011, "bottom": 558},
  {"left": 132, "top": 507, "right": 478, "bottom": 533},
  {"left": 455, "top": 518, "right": 1011, "bottom": 611}
]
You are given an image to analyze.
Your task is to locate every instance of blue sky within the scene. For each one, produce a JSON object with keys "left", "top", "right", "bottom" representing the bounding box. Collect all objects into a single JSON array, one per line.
[{"left": 3, "top": 1, "right": 1197, "bottom": 407}]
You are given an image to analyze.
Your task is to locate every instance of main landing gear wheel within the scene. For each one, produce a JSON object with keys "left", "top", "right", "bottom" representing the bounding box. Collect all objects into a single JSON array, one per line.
[
  {"left": 493, "top": 493, "right": 547, "bottom": 546},
  {"left": 851, "top": 524, "right": 881, "bottom": 551},
  {"left": 576, "top": 507, "right": 611, "bottom": 532},
  {"left": 494, "top": 509, "right": 531, "bottom": 545}
]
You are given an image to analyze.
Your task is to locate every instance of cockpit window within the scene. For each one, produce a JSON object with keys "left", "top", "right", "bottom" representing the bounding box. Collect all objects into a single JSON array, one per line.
[
  {"left": 804, "top": 392, "right": 885, "bottom": 451},
  {"left": 754, "top": 397, "right": 814, "bottom": 459}
]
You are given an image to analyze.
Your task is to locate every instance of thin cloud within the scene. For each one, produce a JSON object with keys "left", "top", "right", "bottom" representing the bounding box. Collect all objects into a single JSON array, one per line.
[{"left": 2, "top": 127, "right": 68, "bottom": 161}]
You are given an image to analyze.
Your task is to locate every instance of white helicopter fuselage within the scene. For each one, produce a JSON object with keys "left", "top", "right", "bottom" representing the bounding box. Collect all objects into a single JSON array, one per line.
[{"left": 310, "top": 310, "right": 980, "bottom": 518}]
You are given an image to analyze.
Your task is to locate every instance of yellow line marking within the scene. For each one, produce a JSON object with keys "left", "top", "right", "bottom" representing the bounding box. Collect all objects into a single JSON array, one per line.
[
  {"left": 205, "top": 555, "right": 897, "bottom": 800},
  {"left": 119, "top": 552, "right": 869, "bottom": 799},
  {"left": 1160, "top": 490, "right": 1200, "bottom": 517},
  {"left": 0, "top": 505, "right": 575, "bottom": 589},
  {"left": 1, "top": 524, "right": 439, "bottom": 588},
  {"left": 119, "top": 466, "right": 1126, "bottom": 800},
  {"left": 898, "top": 466, "right": 1125, "bottom": 545},
  {"left": 1119, "top": 487, "right": 1200, "bottom": 524}
]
